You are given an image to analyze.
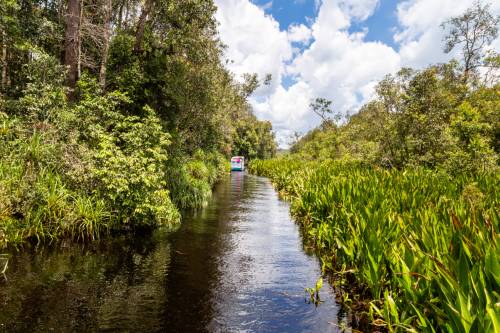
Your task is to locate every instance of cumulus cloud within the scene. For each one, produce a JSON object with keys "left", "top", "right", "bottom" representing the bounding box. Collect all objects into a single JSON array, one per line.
[
  {"left": 215, "top": 0, "right": 292, "bottom": 96},
  {"left": 337, "top": 0, "right": 380, "bottom": 21},
  {"left": 274, "top": 0, "right": 399, "bottom": 143},
  {"left": 252, "top": 81, "right": 314, "bottom": 145},
  {"left": 396, "top": 0, "right": 480, "bottom": 68},
  {"left": 260, "top": 1, "right": 273, "bottom": 11},
  {"left": 288, "top": 24, "right": 313, "bottom": 44},
  {"left": 289, "top": 0, "right": 401, "bottom": 113},
  {"left": 216, "top": 0, "right": 500, "bottom": 147}
]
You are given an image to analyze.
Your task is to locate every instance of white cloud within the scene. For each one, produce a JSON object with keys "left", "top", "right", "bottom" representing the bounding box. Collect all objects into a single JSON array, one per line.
[
  {"left": 216, "top": 0, "right": 500, "bottom": 147},
  {"left": 252, "top": 81, "right": 314, "bottom": 145},
  {"left": 337, "top": 0, "right": 380, "bottom": 21},
  {"left": 396, "top": 0, "right": 500, "bottom": 68},
  {"left": 289, "top": 1, "right": 401, "bottom": 112},
  {"left": 288, "top": 24, "right": 313, "bottom": 44},
  {"left": 215, "top": 0, "right": 292, "bottom": 96},
  {"left": 275, "top": 0, "right": 400, "bottom": 142},
  {"left": 396, "top": 0, "right": 473, "bottom": 68},
  {"left": 260, "top": 1, "right": 273, "bottom": 11}
]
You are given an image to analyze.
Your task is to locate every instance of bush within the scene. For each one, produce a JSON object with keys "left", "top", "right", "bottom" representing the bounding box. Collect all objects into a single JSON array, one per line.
[
  {"left": 74, "top": 80, "right": 179, "bottom": 226},
  {"left": 0, "top": 115, "right": 110, "bottom": 247},
  {"left": 166, "top": 150, "right": 228, "bottom": 209},
  {"left": 0, "top": 60, "right": 181, "bottom": 248}
]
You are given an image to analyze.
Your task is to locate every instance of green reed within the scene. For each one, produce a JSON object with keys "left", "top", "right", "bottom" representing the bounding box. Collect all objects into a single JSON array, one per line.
[{"left": 249, "top": 159, "right": 499, "bottom": 332}]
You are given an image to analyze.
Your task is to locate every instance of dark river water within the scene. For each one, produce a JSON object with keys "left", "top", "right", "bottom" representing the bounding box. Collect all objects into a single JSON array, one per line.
[{"left": 0, "top": 173, "right": 351, "bottom": 332}]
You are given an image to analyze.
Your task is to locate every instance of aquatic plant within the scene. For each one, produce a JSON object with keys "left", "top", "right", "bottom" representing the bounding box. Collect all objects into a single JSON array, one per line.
[
  {"left": 249, "top": 158, "right": 499, "bottom": 332},
  {"left": 305, "top": 276, "right": 324, "bottom": 306}
]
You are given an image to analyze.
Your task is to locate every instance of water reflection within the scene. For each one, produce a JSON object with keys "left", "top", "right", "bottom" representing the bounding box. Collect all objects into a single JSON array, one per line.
[
  {"left": 0, "top": 234, "right": 172, "bottom": 332},
  {"left": 208, "top": 174, "right": 342, "bottom": 333},
  {"left": 0, "top": 173, "right": 349, "bottom": 332}
]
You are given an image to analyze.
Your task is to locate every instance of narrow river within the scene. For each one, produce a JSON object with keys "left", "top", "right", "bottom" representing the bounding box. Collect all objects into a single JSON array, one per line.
[{"left": 1, "top": 173, "right": 351, "bottom": 332}]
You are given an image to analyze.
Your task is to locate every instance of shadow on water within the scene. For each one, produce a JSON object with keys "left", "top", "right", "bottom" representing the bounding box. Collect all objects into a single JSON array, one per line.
[{"left": 0, "top": 173, "right": 353, "bottom": 332}]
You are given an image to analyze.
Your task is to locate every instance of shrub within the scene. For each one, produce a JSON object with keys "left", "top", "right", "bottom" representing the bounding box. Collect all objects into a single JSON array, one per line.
[
  {"left": 0, "top": 63, "right": 180, "bottom": 248},
  {"left": 166, "top": 150, "right": 228, "bottom": 209},
  {"left": 72, "top": 77, "right": 180, "bottom": 226}
]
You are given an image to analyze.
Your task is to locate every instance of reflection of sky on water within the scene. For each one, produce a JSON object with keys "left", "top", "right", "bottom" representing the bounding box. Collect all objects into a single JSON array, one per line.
[{"left": 209, "top": 174, "right": 342, "bottom": 332}]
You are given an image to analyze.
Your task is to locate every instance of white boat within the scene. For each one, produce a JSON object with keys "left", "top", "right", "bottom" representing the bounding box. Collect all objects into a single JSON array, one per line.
[{"left": 231, "top": 156, "right": 245, "bottom": 171}]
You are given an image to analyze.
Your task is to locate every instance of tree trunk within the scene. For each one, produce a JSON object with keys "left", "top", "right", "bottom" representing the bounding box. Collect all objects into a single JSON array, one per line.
[
  {"left": 134, "top": 0, "right": 153, "bottom": 53},
  {"left": 118, "top": 0, "right": 124, "bottom": 30},
  {"left": 64, "top": 0, "right": 82, "bottom": 101},
  {"left": 77, "top": 0, "right": 83, "bottom": 81},
  {"left": 463, "top": 53, "right": 472, "bottom": 84},
  {"left": 125, "top": 0, "right": 129, "bottom": 27},
  {"left": 1, "top": 30, "right": 7, "bottom": 91},
  {"left": 99, "top": 0, "right": 112, "bottom": 88}
]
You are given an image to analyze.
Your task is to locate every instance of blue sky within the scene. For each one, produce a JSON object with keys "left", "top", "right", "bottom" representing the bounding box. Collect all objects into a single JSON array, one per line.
[
  {"left": 349, "top": 1, "right": 399, "bottom": 48},
  {"left": 251, "top": 0, "right": 401, "bottom": 91},
  {"left": 253, "top": 0, "right": 400, "bottom": 47},
  {"left": 216, "top": 0, "right": 500, "bottom": 146},
  {"left": 252, "top": 0, "right": 318, "bottom": 29}
]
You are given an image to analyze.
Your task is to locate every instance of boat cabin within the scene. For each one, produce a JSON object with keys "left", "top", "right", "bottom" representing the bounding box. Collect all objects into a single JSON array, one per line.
[{"left": 231, "top": 156, "right": 245, "bottom": 171}]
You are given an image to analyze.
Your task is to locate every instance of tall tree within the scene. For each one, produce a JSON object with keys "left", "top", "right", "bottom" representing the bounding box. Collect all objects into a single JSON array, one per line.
[
  {"left": 0, "top": 0, "right": 17, "bottom": 93},
  {"left": 441, "top": 1, "right": 500, "bottom": 83},
  {"left": 134, "top": 0, "right": 153, "bottom": 53},
  {"left": 99, "top": 0, "right": 112, "bottom": 88},
  {"left": 64, "top": 0, "right": 82, "bottom": 100},
  {"left": 1, "top": 30, "right": 7, "bottom": 91},
  {"left": 310, "top": 97, "right": 339, "bottom": 129}
]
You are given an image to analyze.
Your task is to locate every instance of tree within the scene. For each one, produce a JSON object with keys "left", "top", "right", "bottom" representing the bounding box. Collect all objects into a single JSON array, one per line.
[
  {"left": 1, "top": 29, "right": 7, "bottom": 91},
  {"left": 310, "top": 97, "right": 342, "bottom": 130},
  {"left": 134, "top": 0, "right": 153, "bottom": 53},
  {"left": 232, "top": 110, "right": 277, "bottom": 160},
  {"left": 0, "top": 0, "right": 19, "bottom": 93},
  {"left": 240, "top": 73, "right": 259, "bottom": 98},
  {"left": 482, "top": 53, "right": 500, "bottom": 85},
  {"left": 441, "top": 1, "right": 500, "bottom": 83},
  {"left": 97, "top": 0, "right": 112, "bottom": 88},
  {"left": 64, "top": 0, "right": 82, "bottom": 100},
  {"left": 310, "top": 97, "right": 333, "bottom": 122},
  {"left": 263, "top": 73, "right": 272, "bottom": 86},
  {"left": 287, "top": 131, "right": 304, "bottom": 153}
]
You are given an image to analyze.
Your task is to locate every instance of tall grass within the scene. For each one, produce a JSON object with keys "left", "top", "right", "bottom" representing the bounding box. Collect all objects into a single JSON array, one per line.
[
  {"left": 0, "top": 156, "right": 112, "bottom": 248},
  {"left": 249, "top": 159, "right": 499, "bottom": 332}
]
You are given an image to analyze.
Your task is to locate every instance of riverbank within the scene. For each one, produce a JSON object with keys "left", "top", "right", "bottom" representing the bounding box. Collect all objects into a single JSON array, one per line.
[
  {"left": 249, "top": 158, "right": 499, "bottom": 332},
  {"left": 0, "top": 98, "right": 229, "bottom": 248}
]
